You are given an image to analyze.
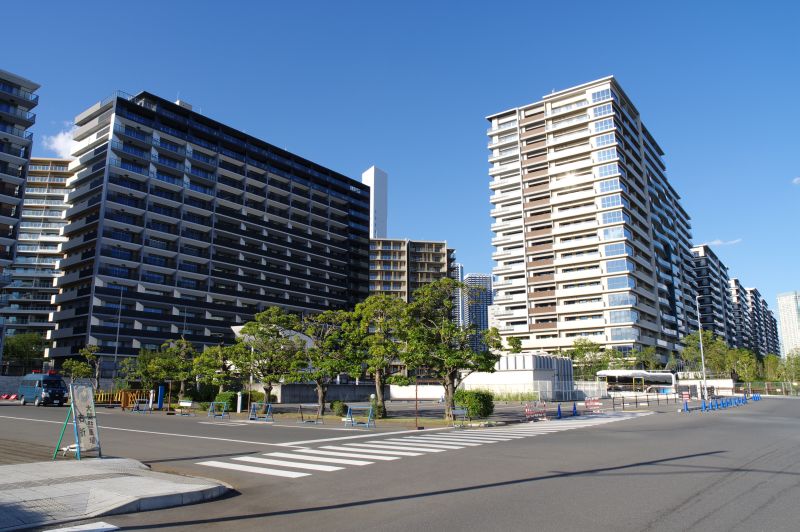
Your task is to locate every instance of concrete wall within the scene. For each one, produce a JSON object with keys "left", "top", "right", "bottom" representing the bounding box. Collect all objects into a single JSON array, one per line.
[
  {"left": 274, "top": 383, "right": 379, "bottom": 404},
  {"left": 388, "top": 384, "right": 444, "bottom": 401}
]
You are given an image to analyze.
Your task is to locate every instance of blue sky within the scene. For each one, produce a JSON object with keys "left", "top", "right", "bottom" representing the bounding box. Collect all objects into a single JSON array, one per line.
[{"left": 4, "top": 1, "right": 798, "bottom": 309}]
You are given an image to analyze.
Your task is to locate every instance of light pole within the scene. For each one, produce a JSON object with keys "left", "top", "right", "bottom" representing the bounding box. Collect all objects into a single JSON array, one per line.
[{"left": 695, "top": 295, "right": 708, "bottom": 401}]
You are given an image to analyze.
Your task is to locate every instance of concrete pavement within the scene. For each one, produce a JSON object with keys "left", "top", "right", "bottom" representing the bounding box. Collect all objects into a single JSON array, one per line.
[{"left": 0, "top": 458, "right": 227, "bottom": 531}]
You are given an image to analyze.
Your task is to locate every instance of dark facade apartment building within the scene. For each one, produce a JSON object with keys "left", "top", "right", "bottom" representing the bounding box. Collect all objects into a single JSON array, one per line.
[{"left": 48, "top": 91, "right": 370, "bottom": 362}]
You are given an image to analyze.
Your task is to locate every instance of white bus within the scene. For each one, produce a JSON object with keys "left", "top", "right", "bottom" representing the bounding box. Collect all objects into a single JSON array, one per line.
[{"left": 596, "top": 369, "right": 676, "bottom": 394}]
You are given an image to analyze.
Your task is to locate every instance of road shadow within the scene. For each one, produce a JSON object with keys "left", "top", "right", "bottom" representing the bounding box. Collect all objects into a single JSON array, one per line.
[{"left": 123, "top": 450, "right": 738, "bottom": 529}]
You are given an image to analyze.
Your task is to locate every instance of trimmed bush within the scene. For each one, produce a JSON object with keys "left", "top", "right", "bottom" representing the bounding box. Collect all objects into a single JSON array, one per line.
[
  {"left": 247, "top": 390, "right": 265, "bottom": 404},
  {"left": 370, "top": 398, "right": 385, "bottom": 418},
  {"left": 454, "top": 389, "right": 494, "bottom": 419},
  {"left": 330, "top": 400, "right": 348, "bottom": 417},
  {"left": 214, "top": 391, "right": 238, "bottom": 412}
]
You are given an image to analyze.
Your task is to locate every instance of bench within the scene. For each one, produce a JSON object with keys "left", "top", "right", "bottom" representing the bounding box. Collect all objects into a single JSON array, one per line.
[
  {"left": 249, "top": 401, "right": 274, "bottom": 422},
  {"left": 584, "top": 398, "right": 603, "bottom": 414},
  {"left": 343, "top": 406, "right": 375, "bottom": 429},
  {"left": 524, "top": 402, "right": 547, "bottom": 421},
  {"left": 177, "top": 400, "right": 196, "bottom": 416},
  {"left": 451, "top": 408, "right": 468, "bottom": 428},
  {"left": 207, "top": 401, "right": 230, "bottom": 420}
]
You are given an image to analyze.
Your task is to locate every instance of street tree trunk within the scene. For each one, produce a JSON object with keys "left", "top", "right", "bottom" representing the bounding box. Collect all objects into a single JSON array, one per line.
[
  {"left": 443, "top": 372, "right": 457, "bottom": 420},
  {"left": 264, "top": 383, "right": 273, "bottom": 404},
  {"left": 374, "top": 369, "right": 385, "bottom": 418},
  {"left": 179, "top": 379, "right": 186, "bottom": 399},
  {"left": 316, "top": 380, "right": 327, "bottom": 415}
]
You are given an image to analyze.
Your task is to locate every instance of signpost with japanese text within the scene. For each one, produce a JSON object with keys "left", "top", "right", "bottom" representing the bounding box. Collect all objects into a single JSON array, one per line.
[{"left": 53, "top": 383, "right": 102, "bottom": 460}]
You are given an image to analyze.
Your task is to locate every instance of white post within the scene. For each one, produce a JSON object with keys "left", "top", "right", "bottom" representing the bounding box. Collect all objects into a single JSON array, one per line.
[
  {"left": 696, "top": 295, "right": 709, "bottom": 401},
  {"left": 236, "top": 391, "right": 242, "bottom": 413}
]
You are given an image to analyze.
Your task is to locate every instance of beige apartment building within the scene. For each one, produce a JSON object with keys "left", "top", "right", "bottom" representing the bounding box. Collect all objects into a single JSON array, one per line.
[
  {"left": 369, "top": 238, "right": 456, "bottom": 302},
  {"left": 487, "top": 76, "right": 697, "bottom": 358}
]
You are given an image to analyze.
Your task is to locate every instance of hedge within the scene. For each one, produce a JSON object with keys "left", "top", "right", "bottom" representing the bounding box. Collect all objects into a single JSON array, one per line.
[{"left": 454, "top": 389, "right": 494, "bottom": 418}]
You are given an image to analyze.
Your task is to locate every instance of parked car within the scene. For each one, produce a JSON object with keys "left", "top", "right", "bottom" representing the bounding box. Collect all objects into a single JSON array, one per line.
[{"left": 18, "top": 371, "right": 68, "bottom": 406}]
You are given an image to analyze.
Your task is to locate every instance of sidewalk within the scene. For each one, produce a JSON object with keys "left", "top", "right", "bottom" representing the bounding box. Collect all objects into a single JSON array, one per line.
[{"left": 0, "top": 458, "right": 229, "bottom": 531}]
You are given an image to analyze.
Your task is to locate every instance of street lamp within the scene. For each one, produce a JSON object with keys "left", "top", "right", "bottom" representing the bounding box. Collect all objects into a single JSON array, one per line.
[{"left": 695, "top": 295, "right": 708, "bottom": 401}]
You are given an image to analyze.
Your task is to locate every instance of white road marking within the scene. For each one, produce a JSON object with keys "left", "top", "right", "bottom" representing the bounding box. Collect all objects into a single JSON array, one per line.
[
  {"left": 266, "top": 452, "right": 373, "bottom": 466},
  {"left": 402, "top": 437, "right": 484, "bottom": 446},
  {"left": 197, "top": 460, "right": 310, "bottom": 478},
  {"left": 323, "top": 445, "right": 420, "bottom": 456},
  {"left": 377, "top": 439, "right": 465, "bottom": 450},
  {"left": 341, "top": 443, "right": 434, "bottom": 454},
  {"left": 296, "top": 448, "right": 400, "bottom": 461},
  {"left": 45, "top": 522, "right": 119, "bottom": 531},
  {"left": 232, "top": 456, "right": 343, "bottom": 472},
  {"left": 278, "top": 427, "right": 451, "bottom": 446}
]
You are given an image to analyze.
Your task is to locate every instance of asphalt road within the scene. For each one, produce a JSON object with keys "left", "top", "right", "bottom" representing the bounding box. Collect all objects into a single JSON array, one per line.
[{"left": 1, "top": 398, "right": 797, "bottom": 531}]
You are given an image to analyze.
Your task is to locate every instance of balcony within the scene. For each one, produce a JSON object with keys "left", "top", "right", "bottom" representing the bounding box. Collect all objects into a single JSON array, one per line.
[
  {"left": 0, "top": 82, "right": 39, "bottom": 106},
  {"left": 0, "top": 123, "right": 33, "bottom": 142}
]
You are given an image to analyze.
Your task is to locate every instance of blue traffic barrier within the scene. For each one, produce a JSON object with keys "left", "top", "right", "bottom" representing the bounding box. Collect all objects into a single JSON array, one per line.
[
  {"left": 701, "top": 400, "right": 707, "bottom": 412},
  {"left": 572, "top": 402, "right": 578, "bottom": 417},
  {"left": 683, "top": 400, "right": 689, "bottom": 413},
  {"left": 716, "top": 399, "right": 721, "bottom": 409},
  {"left": 557, "top": 403, "right": 562, "bottom": 419}
]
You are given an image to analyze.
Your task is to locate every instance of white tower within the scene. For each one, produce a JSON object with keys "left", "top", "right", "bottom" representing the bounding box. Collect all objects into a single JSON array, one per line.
[{"left": 361, "top": 166, "right": 388, "bottom": 238}]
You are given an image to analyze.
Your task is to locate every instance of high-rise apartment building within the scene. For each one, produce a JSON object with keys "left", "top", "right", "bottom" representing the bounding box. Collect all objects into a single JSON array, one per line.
[
  {"left": 464, "top": 273, "right": 493, "bottom": 351},
  {"left": 451, "top": 262, "right": 468, "bottom": 327},
  {"left": 777, "top": 291, "right": 800, "bottom": 357},
  {"left": 48, "top": 91, "right": 370, "bottom": 363},
  {"left": 691, "top": 244, "right": 734, "bottom": 345},
  {"left": 0, "top": 70, "right": 38, "bottom": 272},
  {"left": 487, "top": 76, "right": 697, "bottom": 358},
  {"left": 740, "top": 287, "right": 780, "bottom": 357},
  {"left": 0, "top": 159, "right": 71, "bottom": 337},
  {"left": 361, "top": 166, "right": 387, "bottom": 238},
  {"left": 728, "top": 278, "right": 751, "bottom": 349},
  {"left": 369, "top": 238, "right": 455, "bottom": 302}
]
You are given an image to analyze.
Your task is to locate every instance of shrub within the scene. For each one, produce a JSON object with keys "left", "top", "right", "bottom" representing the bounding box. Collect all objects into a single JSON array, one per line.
[
  {"left": 330, "top": 400, "right": 348, "bottom": 417},
  {"left": 454, "top": 389, "right": 494, "bottom": 418},
  {"left": 370, "top": 397, "right": 385, "bottom": 418},
  {"left": 214, "top": 391, "right": 238, "bottom": 412},
  {"left": 198, "top": 402, "right": 211, "bottom": 411},
  {"left": 247, "top": 390, "right": 265, "bottom": 404}
]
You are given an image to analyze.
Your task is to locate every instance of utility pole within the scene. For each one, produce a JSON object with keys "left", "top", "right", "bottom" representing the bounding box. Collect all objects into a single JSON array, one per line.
[{"left": 695, "top": 295, "right": 708, "bottom": 401}]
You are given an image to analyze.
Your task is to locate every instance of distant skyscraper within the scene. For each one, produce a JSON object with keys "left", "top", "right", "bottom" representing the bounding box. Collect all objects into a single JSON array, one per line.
[
  {"left": 451, "top": 263, "right": 467, "bottom": 327},
  {"left": 777, "top": 291, "right": 800, "bottom": 357},
  {"left": 361, "top": 166, "right": 387, "bottom": 238},
  {"left": 487, "top": 76, "right": 697, "bottom": 358},
  {"left": 740, "top": 287, "right": 780, "bottom": 357},
  {"left": 369, "top": 238, "right": 455, "bottom": 302},
  {"left": 464, "top": 273, "right": 492, "bottom": 351},
  {"left": 0, "top": 159, "right": 71, "bottom": 338}
]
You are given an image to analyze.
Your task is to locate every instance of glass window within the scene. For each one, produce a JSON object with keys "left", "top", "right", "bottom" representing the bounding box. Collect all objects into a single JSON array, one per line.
[
  {"left": 604, "top": 243, "right": 630, "bottom": 257},
  {"left": 610, "top": 310, "right": 639, "bottom": 324},
  {"left": 607, "top": 276, "right": 635, "bottom": 290},
  {"left": 606, "top": 258, "right": 634, "bottom": 273},
  {"left": 608, "top": 293, "right": 637, "bottom": 306},
  {"left": 598, "top": 178, "right": 621, "bottom": 193},
  {"left": 597, "top": 163, "right": 619, "bottom": 178},
  {"left": 593, "top": 103, "right": 613, "bottom": 118},
  {"left": 601, "top": 210, "right": 625, "bottom": 224},
  {"left": 596, "top": 148, "right": 617, "bottom": 162},
  {"left": 600, "top": 194, "right": 622, "bottom": 209},
  {"left": 595, "top": 133, "right": 615, "bottom": 147},
  {"left": 610, "top": 327, "right": 639, "bottom": 341},
  {"left": 593, "top": 118, "right": 614, "bottom": 133},
  {"left": 591, "top": 89, "right": 612, "bottom": 103},
  {"left": 602, "top": 226, "right": 625, "bottom": 240}
]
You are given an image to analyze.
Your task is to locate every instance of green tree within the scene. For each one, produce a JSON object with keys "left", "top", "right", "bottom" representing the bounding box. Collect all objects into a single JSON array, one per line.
[
  {"left": 634, "top": 346, "right": 661, "bottom": 370},
  {"left": 117, "top": 348, "right": 161, "bottom": 391},
  {"left": 302, "top": 310, "right": 360, "bottom": 415},
  {"left": 193, "top": 345, "right": 237, "bottom": 394},
  {"left": 2, "top": 332, "right": 44, "bottom": 373},
  {"left": 567, "top": 338, "right": 607, "bottom": 380},
  {"left": 506, "top": 336, "right": 523, "bottom": 354},
  {"left": 681, "top": 330, "right": 730, "bottom": 373},
  {"left": 61, "top": 359, "right": 93, "bottom": 383},
  {"left": 160, "top": 338, "right": 197, "bottom": 399},
  {"left": 732, "top": 349, "right": 758, "bottom": 383},
  {"left": 762, "top": 354, "right": 782, "bottom": 381},
  {"left": 237, "top": 307, "right": 305, "bottom": 403},
  {"left": 348, "top": 295, "right": 408, "bottom": 417},
  {"left": 78, "top": 345, "right": 102, "bottom": 389},
  {"left": 404, "top": 278, "right": 502, "bottom": 420}
]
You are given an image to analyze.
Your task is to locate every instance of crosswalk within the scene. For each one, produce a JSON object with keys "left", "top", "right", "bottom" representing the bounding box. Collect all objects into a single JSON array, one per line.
[{"left": 196, "top": 412, "right": 649, "bottom": 480}]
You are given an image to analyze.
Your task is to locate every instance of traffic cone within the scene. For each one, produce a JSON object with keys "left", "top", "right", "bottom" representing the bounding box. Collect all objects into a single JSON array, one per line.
[
  {"left": 557, "top": 403, "right": 562, "bottom": 419},
  {"left": 572, "top": 402, "right": 578, "bottom": 417},
  {"left": 701, "top": 400, "right": 706, "bottom": 412}
]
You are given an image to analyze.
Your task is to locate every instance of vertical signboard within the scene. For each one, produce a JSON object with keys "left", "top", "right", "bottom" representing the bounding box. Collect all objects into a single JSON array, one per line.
[{"left": 70, "top": 383, "right": 101, "bottom": 459}]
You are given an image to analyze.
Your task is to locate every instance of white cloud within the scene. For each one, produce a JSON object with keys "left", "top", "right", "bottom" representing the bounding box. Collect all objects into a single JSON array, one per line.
[
  {"left": 702, "top": 238, "right": 742, "bottom": 247},
  {"left": 41, "top": 125, "right": 77, "bottom": 159},
  {"left": 792, "top": 177, "right": 800, "bottom": 185}
]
